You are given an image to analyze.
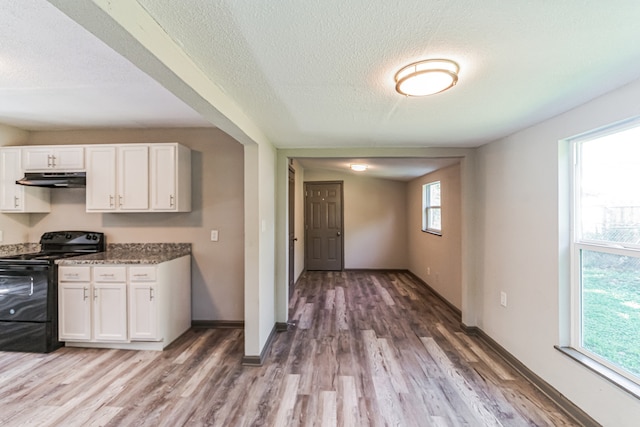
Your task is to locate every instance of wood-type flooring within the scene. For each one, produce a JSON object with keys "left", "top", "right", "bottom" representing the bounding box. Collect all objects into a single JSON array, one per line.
[{"left": 0, "top": 271, "right": 581, "bottom": 426}]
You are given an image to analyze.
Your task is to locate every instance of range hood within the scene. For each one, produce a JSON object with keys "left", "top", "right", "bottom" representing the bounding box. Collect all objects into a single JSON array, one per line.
[{"left": 16, "top": 172, "right": 86, "bottom": 188}]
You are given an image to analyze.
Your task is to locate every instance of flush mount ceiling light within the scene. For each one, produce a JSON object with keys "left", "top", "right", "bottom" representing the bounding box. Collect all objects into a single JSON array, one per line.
[
  {"left": 394, "top": 59, "right": 459, "bottom": 97},
  {"left": 350, "top": 164, "right": 368, "bottom": 172}
]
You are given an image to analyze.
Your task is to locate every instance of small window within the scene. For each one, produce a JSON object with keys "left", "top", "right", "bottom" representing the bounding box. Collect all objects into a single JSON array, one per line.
[{"left": 423, "top": 181, "right": 441, "bottom": 235}]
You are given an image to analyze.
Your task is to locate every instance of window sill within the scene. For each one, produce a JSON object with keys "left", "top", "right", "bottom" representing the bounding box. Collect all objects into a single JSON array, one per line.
[
  {"left": 555, "top": 346, "right": 640, "bottom": 400},
  {"left": 422, "top": 229, "right": 442, "bottom": 236}
]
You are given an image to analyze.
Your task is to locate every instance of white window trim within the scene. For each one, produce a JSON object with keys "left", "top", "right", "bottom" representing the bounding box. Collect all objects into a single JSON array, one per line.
[
  {"left": 559, "top": 116, "right": 640, "bottom": 399},
  {"left": 422, "top": 181, "right": 442, "bottom": 235}
]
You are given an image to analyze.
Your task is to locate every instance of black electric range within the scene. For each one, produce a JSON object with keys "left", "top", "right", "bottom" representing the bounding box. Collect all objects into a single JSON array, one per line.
[{"left": 0, "top": 231, "right": 105, "bottom": 353}]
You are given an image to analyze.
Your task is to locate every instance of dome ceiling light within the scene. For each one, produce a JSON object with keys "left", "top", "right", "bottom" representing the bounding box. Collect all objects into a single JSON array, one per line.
[
  {"left": 350, "top": 164, "right": 368, "bottom": 172},
  {"left": 394, "top": 59, "right": 459, "bottom": 97}
]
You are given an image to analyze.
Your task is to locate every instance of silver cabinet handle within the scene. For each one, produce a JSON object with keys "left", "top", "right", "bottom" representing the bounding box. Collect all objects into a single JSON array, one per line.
[
  {"left": 149, "top": 288, "right": 154, "bottom": 301},
  {"left": 169, "top": 195, "right": 175, "bottom": 207},
  {"left": 51, "top": 155, "right": 56, "bottom": 168},
  {"left": 83, "top": 287, "right": 89, "bottom": 301},
  {"left": 14, "top": 196, "right": 19, "bottom": 208},
  {"left": 47, "top": 154, "right": 52, "bottom": 168},
  {"left": 118, "top": 195, "right": 123, "bottom": 208},
  {"left": 109, "top": 195, "right": 114, "bottom": 207}
]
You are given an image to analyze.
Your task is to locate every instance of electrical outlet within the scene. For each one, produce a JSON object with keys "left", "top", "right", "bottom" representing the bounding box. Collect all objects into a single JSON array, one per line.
[
  {"left": 210, "top": 230, "right": 219, "bottom": 241},
  {"left": 500, "top": 291, "right": 507, "bottom": 307}
]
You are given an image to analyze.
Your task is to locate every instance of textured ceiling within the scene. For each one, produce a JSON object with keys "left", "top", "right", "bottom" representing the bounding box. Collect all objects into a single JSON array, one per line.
[
  {"left": 0, "top": 0, "right": 210, "bottom": 130},
  {"left": 135, "top": 0, "right": 640, "bottom": 148},
  {"left": 297, "top": 157, "right": 461, "bottom": 182},
  {"left": 3, "top": 0, "right": 640, "bottom": 155}
]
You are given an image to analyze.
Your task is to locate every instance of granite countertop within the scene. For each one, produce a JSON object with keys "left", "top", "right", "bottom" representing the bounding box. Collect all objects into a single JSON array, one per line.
[
  {"left": 56, "top": 243, "right": 191, "bottom": 265},
  {"left": 0, "top": 243, "right": 40, "bottom": 257}
]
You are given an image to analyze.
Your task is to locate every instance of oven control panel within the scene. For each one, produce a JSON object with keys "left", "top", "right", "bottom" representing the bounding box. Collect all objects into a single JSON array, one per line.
[{"left": 40, "top": 231, "right": 104, "bottom": 244}]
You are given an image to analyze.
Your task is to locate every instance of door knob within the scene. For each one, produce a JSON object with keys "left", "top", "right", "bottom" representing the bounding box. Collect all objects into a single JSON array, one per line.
[{"left": 337, "top": 232, "right": 341, "bottom": 236}]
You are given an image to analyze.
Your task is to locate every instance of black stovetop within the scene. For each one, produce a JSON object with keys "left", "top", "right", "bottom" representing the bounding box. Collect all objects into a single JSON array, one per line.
[{"left": 0, "top": 231, "right": 106, "bottom": 266}]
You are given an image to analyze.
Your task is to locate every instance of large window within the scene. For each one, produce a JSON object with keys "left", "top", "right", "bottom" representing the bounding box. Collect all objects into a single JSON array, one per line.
[
  {"left": 571, "top": 120, "right": 640, "bottom": 386},
  {"left": 423, "top": 181, "right": 441, "bottom": 234}
]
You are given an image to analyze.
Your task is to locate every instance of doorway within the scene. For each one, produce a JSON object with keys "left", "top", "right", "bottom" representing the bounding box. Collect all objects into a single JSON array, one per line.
[
  {"left": 304, "top": 181, "right": 344, "bottom": 271},
  {"left": 288, "top": 166, "right": 296, "bottom": 300}
]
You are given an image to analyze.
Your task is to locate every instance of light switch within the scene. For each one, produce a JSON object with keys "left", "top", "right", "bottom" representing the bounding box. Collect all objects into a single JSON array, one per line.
[{"left": 210, "top": 230, "right": 219, "bottom": 241}]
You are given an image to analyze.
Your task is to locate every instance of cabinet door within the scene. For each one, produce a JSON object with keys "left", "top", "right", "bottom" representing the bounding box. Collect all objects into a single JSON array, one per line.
[
  {"left": 150, "top": 145, "right": 176, "bottom": 210},
  {"left": 0, "top": 149, "right": 50, "bottom": 213},
  {"left": 93, "top": 283, "right": 128, "bottom": 342},
  {"left": 0, "top": 149, "right": 24, "bottom": 211},
  {"left": 59, "top": 282, "right": 92, "bottom": 341},
  {"left": 86, "top": 146, "right": 117, "bottom": 211},
  {"left": 22, "top": 147, "right": 53, "bottom": 170},
  {"left": 118, "top": 145, "right": 149, "bottom": 210},
  {"left": 52, "top": 147, "right": 84, "bottom": 170},
  {"left": 129, "top": 282, "right": 159, "bottom": 340}
]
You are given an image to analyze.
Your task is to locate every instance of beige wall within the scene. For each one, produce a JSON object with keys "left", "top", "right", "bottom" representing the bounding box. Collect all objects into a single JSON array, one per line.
[
  {"left": 475, "top": 78, "right": 640, "bottom": 426},
  {"left": 258, "top": 140, "right": 277, "bottom": 351},
  {"left": 18, "top": 127, "right": 245, "bottom": 321},
  {"left": 407, "top": 164, "right": 462, "bottom": 309},
  {"left": 303, "top": 169, "right": 408, "bottom": 269}
]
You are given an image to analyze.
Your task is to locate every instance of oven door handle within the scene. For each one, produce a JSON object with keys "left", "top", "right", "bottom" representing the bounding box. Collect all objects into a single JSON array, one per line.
[{"left": 29, "top": 277, "right": 34, "bottom": 296}]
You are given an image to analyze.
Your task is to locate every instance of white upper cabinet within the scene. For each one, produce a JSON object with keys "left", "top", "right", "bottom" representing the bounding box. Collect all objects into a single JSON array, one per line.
[
  {"left": 22, "top": 146, "right": 84, "bottom": 171},
  {"left": 0, "top": 148, "right": 50, "bottom": 213},
  {"left": 150, "top": 143, "right": 191, "bottom": 212},
  {"left": 85, "top": 145, "right": 117, "bottom": 211},
  {"left": 118, "top": 145, "right": 149, "bottom": 211},
  {"left": 0, "top": 142, "right": 190, "bottom": 214},
  {"left": 86, "top": 145, "right": 149, "bottom": 212}
]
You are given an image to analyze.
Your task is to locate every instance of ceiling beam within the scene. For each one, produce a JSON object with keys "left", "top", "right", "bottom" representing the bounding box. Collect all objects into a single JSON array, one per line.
[{"left": 47, "top": 0, "right": 269, "bottom": 147}]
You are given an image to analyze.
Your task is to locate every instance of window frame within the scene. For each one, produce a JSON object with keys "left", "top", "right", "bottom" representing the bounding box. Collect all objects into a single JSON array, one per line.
[
  {"left": 422, "top": 180, "right": 442, "bottom": 235},
  {"left": 565, "top": 117, "right": 640, "bottom": 395}
]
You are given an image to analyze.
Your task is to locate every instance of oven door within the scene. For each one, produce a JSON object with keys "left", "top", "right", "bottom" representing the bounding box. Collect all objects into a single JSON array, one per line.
[{"left": 0, "top": 265, "right": 50, "bottom": 322}]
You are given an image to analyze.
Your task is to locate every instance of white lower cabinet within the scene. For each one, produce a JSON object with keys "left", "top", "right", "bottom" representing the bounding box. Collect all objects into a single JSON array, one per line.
[
  {"left": 92, "top": 267, "right": 128, "bottom": 342},
  {"left": 59, "top": 266, "right": 128, "bottom": 343},
  {"left": 58, "top": 255, "right": 191, "bottom": 351},
  {"left": 128, "top": 265, "right": 158, "bottom": 340},
  {"left": 59, "top": 281, "right": 92, "bottom": 341}
]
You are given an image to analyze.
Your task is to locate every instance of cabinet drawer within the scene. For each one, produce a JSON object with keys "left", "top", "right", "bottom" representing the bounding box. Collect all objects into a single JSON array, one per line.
[
  {"left": 129, "top": 266, "right": 156, "bottom": 282},
  {"left": 93, "top": 266, "right": 126, "bottom": 282},
  {"left": 59, "top": 266, "right": 90, "bottom": 282}
]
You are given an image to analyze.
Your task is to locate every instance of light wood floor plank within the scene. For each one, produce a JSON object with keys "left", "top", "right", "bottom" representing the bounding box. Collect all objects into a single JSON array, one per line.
[
  {"left": 0, "top": 271, "right": 581, "bottom": 427},
  {"left": 422, "top": 336, "right": 503, "bottom": 427},
  {"left": 274, "top": 374, "right": 300, "bottom": 427}
]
